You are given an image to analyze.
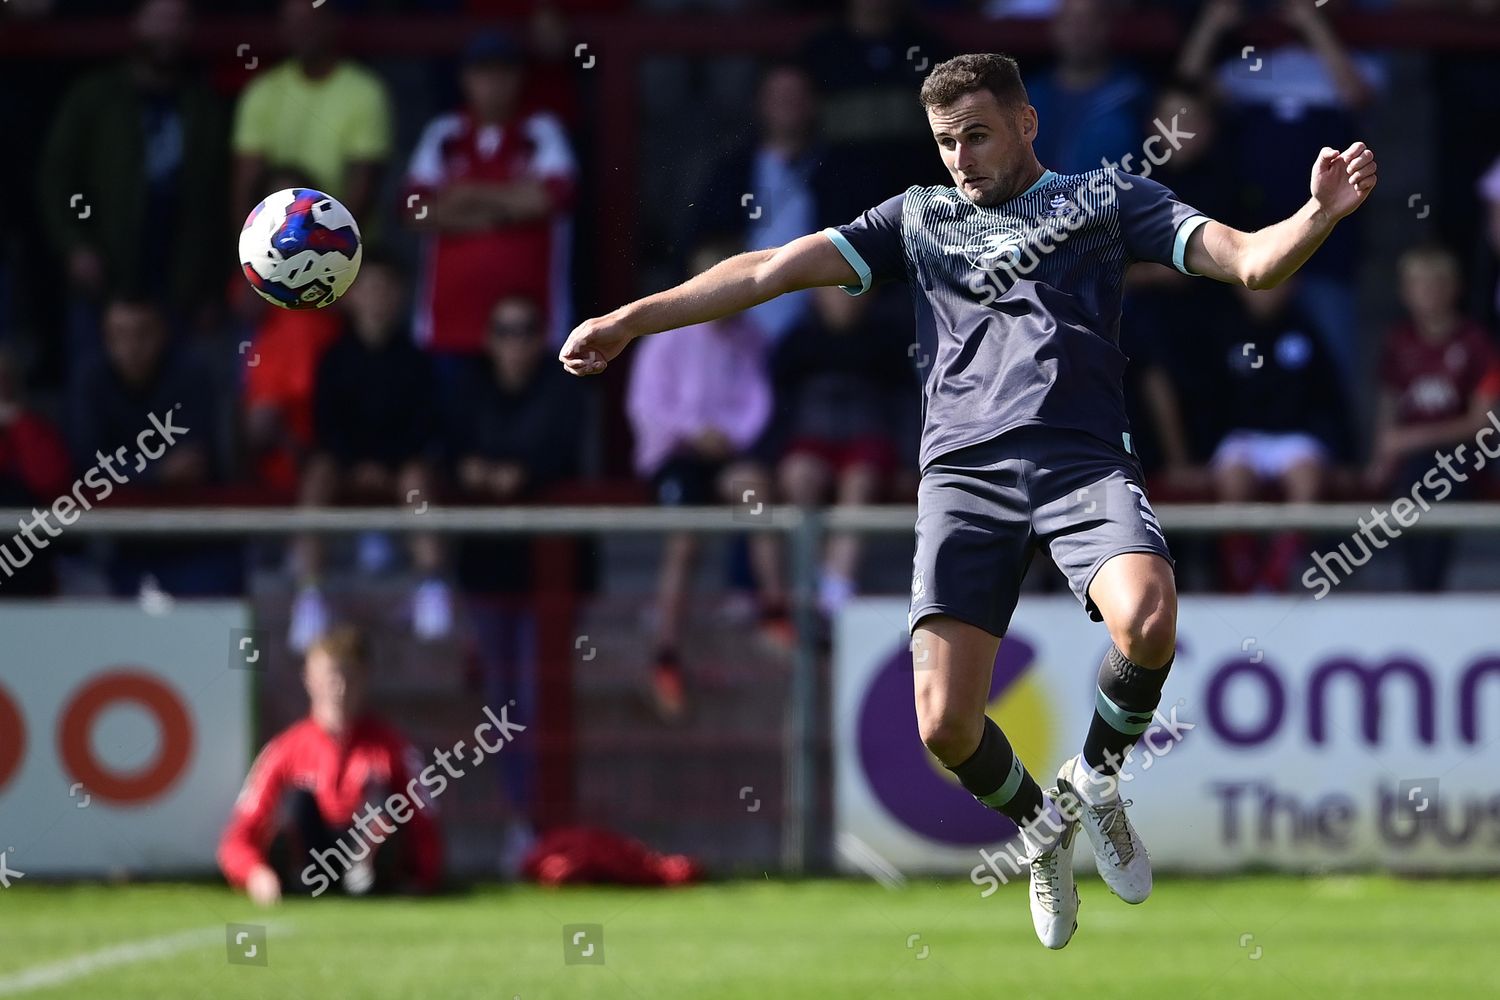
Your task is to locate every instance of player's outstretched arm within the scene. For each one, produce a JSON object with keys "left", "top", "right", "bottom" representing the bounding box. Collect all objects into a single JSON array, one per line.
[
  {"left": 1184, "top": 141, "right": 1377, "bottom": 290},
  {"left": 558, "top": 232, "right": 858, "bottom": 376}
]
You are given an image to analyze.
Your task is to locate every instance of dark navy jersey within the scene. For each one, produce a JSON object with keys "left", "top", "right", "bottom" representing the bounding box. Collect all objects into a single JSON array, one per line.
[{"left": 822, "top": 168, "right": 1209, "bottom": 469}]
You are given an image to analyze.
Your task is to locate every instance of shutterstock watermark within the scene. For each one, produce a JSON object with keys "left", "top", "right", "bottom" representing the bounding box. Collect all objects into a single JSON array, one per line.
[
  {"left": 964, "top": 111, "right": 1199, "bottom": 303},
  {"left": 0, "top": 405, "right": 190, "bottom": 587},
  {"left": 970, "top": 702, "right": 1194, "bottom": 897},
  {"left": 300, "top": 703, "right": 527, "bottom": 896},
  {"left": 1303, "top": 410, "right": 1500, "bottom": 598}
]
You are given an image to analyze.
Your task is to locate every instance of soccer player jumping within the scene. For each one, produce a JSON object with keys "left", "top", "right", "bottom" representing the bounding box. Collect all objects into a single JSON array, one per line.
[{"left": 560, "top": 53, "right": 1376, "bottom": 948}]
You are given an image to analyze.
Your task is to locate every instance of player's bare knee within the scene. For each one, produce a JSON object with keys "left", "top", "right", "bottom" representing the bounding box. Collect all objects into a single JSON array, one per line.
[
  {"left": 1109, "top": 591, "right": 1177, "bottom": 668},
  {"left": 916, "top": 707, "right": 981, "bottom": 766}
]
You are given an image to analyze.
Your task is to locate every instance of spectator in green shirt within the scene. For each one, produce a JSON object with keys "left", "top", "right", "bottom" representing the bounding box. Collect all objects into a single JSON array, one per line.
[{"left": 231, "top": 0, "right": 392, "bottom": 236}]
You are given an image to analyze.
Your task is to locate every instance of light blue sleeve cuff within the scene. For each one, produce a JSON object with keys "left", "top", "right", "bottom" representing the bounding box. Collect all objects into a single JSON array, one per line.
[
  {"left": 1172, "top": 215, "right": 1211, "bottom": 276},
  {"left": 821, "top": 227, "right": 872, "bottom": 296}
]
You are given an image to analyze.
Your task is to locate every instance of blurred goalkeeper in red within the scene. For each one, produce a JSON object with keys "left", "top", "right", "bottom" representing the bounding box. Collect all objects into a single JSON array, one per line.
[{"left": 218, "top": 626, "right": 443, "bottom": 904}]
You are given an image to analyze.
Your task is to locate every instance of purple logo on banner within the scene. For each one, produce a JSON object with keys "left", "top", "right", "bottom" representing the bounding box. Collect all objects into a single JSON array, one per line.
[{"left": 856, "top": 635, "right": 1041, "bottom": 846}]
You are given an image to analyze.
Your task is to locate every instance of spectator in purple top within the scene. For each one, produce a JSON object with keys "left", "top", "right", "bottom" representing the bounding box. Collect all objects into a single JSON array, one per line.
[{"left": 626, "top": 240, "right": 787, "bottom": 720}]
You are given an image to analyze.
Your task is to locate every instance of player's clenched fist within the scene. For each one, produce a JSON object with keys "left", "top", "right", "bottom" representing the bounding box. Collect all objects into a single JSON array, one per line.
[
  {"left": 1310, "top": 141, "right": 1377, "bottom": 221},
  {"left": 559, "top": 314, "right": 637, "bottom": 376}
]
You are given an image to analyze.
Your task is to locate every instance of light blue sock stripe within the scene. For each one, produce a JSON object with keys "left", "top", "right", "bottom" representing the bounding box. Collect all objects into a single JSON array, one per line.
[
  {"left": 1096, "top": 688, "right": 1153, "bottom": 736},
  {"left": 978, "top": 754, "right": 1026, "bottom": 809}
]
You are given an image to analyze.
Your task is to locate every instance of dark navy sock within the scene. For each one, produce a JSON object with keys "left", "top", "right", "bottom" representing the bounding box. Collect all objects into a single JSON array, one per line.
[
  {"left": 1082, "top": 644, "right": 1173, "bottom": 776},
  {"left": 948, "top": 716, "right": 1045, "bottom": 826}
]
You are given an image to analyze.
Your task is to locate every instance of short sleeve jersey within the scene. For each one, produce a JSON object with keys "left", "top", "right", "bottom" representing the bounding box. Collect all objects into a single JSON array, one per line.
[
  {"left": 823, "top": 168, "right": 1208, "bottom": 468},
  {"left": 233, "top": 61, "right": 392, "bottom": 195}
]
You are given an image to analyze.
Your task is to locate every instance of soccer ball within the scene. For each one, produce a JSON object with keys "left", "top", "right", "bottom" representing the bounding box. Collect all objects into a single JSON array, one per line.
[{"left": 238, "top": 188, "right": 362, "bottom": 309}]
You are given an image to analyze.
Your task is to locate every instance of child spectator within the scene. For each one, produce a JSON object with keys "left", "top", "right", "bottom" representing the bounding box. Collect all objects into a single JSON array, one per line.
[
  {"left": 1367, "top": 245, "right": 1500, "bottom": 590},
  {"left": 626, "top": 242, "right": 786, "bottom": 719},
  {"left": 1205, "top": 280, "right": 1351, "bottom": 591},
  {"left": 291, "top": 254, "right": 445, "bottom": 651},
  {"left": 771, "top": 284, "right": 911, "bottom": 614}
]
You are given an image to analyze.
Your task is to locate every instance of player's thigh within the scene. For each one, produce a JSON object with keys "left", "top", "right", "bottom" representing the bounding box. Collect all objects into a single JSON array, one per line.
[
  {"left": 1030, "top": 434, "right": 1174, "bottom": 629},
  {"left": 909, "top": 459, "right": 1033, "bottom": 639},
  {"left": 911, "top": 614, "right": 1001, "bottom": 762}
]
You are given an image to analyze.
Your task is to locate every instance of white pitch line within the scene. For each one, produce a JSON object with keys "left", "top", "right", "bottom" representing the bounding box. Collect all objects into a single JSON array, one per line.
[{"left": 0, "top": 926, "right": 223, "bottom": 996}]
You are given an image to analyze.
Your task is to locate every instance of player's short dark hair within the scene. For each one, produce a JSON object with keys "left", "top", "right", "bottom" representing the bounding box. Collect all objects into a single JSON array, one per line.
[{"left": 919, "top": 53, "right": 1028, "bottom": 111}]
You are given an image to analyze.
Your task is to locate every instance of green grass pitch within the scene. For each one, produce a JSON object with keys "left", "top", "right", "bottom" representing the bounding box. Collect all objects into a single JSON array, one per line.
[{"left": 1, "top": 875, "right": 1495, "bottom": 998}]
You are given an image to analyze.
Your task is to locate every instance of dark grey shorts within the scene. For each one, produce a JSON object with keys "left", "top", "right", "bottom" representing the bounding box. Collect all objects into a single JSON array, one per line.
[{"left": 909, "top": 426, "right": 1174, "bottom": 636}]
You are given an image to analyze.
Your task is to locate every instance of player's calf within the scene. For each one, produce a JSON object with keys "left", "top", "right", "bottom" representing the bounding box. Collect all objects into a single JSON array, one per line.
[
  {"left": 1061, "top": 643, "right": 1171, "bottom": 903},
  {"left": 936, "top": 716, "right": 1084, "bottom": 946}
]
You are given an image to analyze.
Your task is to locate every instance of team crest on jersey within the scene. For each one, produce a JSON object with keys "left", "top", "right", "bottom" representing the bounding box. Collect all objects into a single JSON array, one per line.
[{"left": 1046, "top": 193, "right": 1071, "bottom": 217}]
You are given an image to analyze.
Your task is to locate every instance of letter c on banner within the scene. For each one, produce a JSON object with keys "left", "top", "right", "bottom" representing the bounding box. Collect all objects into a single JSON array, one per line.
[
  {"left": 58, "top": 670, "right": 193, "bottom": 804},
  {"left": 0, "top": 683, "right": 24, "bottom": 793}
]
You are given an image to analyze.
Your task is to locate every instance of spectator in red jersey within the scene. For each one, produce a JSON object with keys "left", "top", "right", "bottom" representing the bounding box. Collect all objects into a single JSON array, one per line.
[
  {"left": 405, "top": 30, "right": 577, "bottom": 365},
  {"left": 1367, "top": 245, "right": 1500, "bottom": 590},
  {"left": 0, "top": 347, "right": 71, "bottom": 596},
  {"left": 290, "top": 254, "right": 447, "bottom": 652},
  {"left": 218, "top": 626, "right": 443, "bottom": 905},
  {"left": 627, "top": 241, "right": 788, "bottom": 720}
]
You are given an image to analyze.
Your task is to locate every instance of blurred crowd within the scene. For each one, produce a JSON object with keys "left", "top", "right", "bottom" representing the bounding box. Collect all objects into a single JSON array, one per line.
[{"left": 4, "top": 0, "right": 1500, "bottom": 681}]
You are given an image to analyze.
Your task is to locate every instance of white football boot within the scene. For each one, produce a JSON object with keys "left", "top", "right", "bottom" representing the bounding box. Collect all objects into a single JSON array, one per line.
[
  {"left": 1021, "top": 793, "right": 1080, "bottom": 949},
  {"left": 1056, "top": 754, "right": 1152, "bottom": 904}
]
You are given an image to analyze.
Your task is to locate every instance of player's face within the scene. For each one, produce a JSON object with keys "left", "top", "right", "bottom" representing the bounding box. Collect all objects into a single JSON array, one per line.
[
  {"left": 927, "top": 90, "right": 1038, "bottom": 208},
  {"left": 304, "top": 651, "right": 366, "bottom": 733}
]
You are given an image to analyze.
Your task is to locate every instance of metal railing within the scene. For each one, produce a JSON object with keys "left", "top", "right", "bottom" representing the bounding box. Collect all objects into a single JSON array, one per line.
[
  {"left": 9, "top": 501, "right": 1500, "bottom": 535},
  {"left": 9, "top": 499, "right": 1500, "bottom": 872}
]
